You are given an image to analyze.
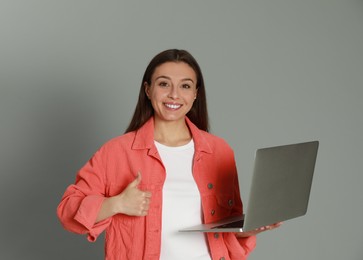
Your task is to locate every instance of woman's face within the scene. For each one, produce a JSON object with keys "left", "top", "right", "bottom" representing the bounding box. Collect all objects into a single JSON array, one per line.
[{"left": 145, "top": 61, "right": 197, "bottom": 124}]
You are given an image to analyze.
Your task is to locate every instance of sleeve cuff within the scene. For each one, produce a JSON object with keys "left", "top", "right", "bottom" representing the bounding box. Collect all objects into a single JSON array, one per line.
[
  {"left": 74, "top": 195, "right": 112, "bottom": 242},
  {"left": 237, "top": 235, "right": 257, "bottom": 253}
]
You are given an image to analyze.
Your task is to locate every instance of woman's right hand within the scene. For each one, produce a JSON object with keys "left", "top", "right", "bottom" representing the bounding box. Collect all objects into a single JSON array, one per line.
[
  {"left": 95, "top": 172, "right": 152, "bottom": 223},
  {"left": 113, "top": 171, "right": 152, "bottom": 216}
]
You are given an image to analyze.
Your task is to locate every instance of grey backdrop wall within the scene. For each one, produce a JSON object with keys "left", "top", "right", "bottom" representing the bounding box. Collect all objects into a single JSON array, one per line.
[{"left": 1, "top": 1, "right": 362, "bottom": 259}]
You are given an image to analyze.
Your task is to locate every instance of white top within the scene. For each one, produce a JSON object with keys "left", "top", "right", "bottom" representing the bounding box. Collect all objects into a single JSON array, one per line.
[{"left": 155, "top": 140, "right": 210, "bottom": 260}]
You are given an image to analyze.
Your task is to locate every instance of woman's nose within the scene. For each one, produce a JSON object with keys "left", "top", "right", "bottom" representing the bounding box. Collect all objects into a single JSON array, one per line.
[{"left": 168, "top": 85, "right": 179, "bottom": 99}]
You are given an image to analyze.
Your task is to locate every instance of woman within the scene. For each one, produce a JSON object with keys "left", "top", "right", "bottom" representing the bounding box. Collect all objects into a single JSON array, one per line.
[{"left": 57, "top": 49, "right": 279, "bottom": 260}]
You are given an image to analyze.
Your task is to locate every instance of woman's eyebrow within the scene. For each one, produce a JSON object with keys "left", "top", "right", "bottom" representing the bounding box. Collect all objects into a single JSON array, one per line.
[
  {"left": 155, "top": 75, "right": 195, "bottom": 83},
  {"left": 155, "top": 76, "right": 171, "bottom": 81},
  {"left": 181, "top": 78, "right": 195, "bottom": 83}
]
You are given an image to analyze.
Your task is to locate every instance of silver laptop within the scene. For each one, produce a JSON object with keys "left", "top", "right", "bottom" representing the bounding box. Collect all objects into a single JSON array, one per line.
[{"left": 180, "top": 141, "right": 319, "bottom": 233}]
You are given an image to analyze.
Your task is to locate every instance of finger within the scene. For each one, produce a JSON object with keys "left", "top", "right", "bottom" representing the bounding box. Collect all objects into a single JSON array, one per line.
[
  {"left": 143, "top": 202, "right": 150, "bottom": 210},
  {"left": 267, "top": 222, "right": 282, "bottom": 230},
  {"left": 129, "top": 171, "right": 142, "bottom": 188},
  {"left": 141, "top": 209, "right": 149, "bottom": 216},
  {"left": 143, "top": 191, "right": 152, "bottom": 198},
  {"left": 256, "top": 226, "right": 266, "bottom": 231}
]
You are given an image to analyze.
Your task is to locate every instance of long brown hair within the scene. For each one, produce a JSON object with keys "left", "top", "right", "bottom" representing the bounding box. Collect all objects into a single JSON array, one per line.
[{"left": 125, "top": 49, "right": 209, "bottom": 133}]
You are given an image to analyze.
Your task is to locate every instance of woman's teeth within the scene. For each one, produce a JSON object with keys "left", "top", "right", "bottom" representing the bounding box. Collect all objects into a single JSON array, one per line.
[{"left": 165, "top": 103, "right": 181, "bottom": 109}]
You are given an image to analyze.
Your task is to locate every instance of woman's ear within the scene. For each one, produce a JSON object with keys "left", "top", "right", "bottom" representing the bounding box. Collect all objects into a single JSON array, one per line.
[{"left": 144, "top": 82, "right": 150, "bottom": 99}]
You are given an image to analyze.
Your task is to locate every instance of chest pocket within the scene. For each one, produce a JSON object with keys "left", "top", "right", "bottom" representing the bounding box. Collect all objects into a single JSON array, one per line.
[{"left": 203, "top": 193, "right": 236, "bottom": 223}]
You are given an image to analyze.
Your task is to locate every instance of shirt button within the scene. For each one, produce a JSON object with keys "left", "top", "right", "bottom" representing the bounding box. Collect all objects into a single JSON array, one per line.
[
  {"left": 211, "top": 209, "right": 215, "bottom": 216},
  {"left": 214, "top": 233, "right": 219, "bottom": 239},
  {"left": 228, "top": 199, "right": 233, "bottom": 207},
  {"left": 207, "top": 183, "right": 213, "bottom": 189},
  {"left": 220, "top": 257, "right": 225, "bottom": 260}
]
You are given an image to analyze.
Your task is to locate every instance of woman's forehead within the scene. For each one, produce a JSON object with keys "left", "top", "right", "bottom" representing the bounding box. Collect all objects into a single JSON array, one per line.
[{"left": 152, "top": 62, "right": 197, "bottom": 81}]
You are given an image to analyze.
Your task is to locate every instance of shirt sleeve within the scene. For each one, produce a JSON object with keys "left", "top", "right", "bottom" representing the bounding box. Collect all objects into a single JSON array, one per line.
[
  {"left": 224, "top": 233, "right": 257, "bottom": 259},
  {"left": 229, "top": 149, "right": 257, "bottom": 257},
  {"left": 57, "top": 148, "right": 112, "bottom": 242}
]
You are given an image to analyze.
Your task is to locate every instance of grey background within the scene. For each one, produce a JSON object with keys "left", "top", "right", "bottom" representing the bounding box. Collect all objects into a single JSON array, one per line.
[{"left": 1, "top": 0, "right": 362, "bottom": 259}]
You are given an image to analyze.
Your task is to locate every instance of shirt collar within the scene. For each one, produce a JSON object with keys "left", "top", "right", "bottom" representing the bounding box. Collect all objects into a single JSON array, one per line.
[{"left": 132, "top": 117, "right": 212, "bottom": 154}]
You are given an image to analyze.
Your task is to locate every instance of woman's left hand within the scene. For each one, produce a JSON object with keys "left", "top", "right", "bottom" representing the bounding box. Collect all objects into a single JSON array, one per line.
[{"left": 235, "top": 222, "right": 283, "bottom": 238}]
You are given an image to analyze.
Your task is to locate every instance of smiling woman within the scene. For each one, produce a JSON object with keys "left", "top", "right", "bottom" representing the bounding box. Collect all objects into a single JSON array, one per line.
[
  {"left": 57, "top": 49, "right": 276, "bottom": 260},
  {"left": 125, "top": 49, "right": 209, "bottom": 134},
  {"left": 145, "top": 62, "right": 198, "bottom": 146}
]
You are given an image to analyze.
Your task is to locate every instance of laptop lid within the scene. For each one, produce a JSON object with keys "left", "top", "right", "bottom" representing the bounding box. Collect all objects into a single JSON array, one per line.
[
  {"left": 180, "top": 141, "right": 319, "bottom": 233},
  {"left": 243, "top": 140, "right": 319, "bottom": 231}
]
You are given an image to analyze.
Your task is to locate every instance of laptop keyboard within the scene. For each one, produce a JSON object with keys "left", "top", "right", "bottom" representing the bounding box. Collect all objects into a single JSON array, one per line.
[{"left": 213, "top": 219, "right": 244, "bottom": 229}]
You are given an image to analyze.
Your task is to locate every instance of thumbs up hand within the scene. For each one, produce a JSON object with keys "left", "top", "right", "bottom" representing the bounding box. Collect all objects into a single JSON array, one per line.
[{"left": 113, "top": 171, "right": 152, "bottom": 217}]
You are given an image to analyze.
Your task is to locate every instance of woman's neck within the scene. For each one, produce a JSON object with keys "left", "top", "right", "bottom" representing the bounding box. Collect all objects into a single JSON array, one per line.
[{"left": 153, "top": 117, "right": 192, "bottom": 147}]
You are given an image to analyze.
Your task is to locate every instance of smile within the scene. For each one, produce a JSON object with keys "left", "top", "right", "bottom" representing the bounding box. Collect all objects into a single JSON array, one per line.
[{"left": 164, "top": 103, "right": 182, "bottom": 109}]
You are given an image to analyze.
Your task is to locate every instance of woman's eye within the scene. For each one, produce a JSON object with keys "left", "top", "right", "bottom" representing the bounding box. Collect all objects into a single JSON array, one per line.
[
  {"left": 182, "top": 84, "right": 191, "bottom": 89},
  {"left": 159, "top": 81, "right": 169, "bottom": 87}
]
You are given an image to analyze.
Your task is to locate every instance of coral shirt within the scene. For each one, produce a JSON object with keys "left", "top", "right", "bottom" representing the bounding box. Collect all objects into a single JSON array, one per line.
[{"left": 57, "top": 117, "right": 256, "bottom": 260}]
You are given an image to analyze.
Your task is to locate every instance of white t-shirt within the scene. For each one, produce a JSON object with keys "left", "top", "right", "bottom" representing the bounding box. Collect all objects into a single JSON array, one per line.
[{"left": 155, "top": 140, "right": 210, "bottom": 260}]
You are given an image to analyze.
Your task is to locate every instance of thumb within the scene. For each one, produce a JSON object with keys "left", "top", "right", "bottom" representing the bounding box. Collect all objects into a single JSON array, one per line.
[{"left": 129, "top": 171, "right": 142, "bottom": 188}]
